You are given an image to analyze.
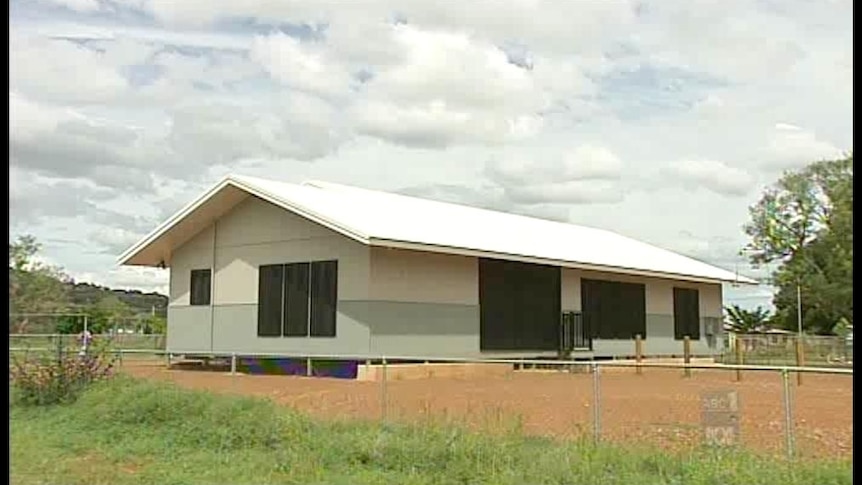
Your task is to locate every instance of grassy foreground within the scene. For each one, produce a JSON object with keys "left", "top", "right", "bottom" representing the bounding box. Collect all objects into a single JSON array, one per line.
[{"left": 10, "top": 377, "right": 852, "bottom": 485}]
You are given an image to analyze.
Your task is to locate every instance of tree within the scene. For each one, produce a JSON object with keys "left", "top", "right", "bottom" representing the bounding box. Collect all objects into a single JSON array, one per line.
[
  {"left": 139, "top": 315, "right": 167, "bottom": 334},
  {"left": 86, "top": 295, "right": 135, "bottom": 333},
  {"left": 833, "top": 318, "right": 852, "bottom": 340},
  {"left": 9, "top": 235, "right": 70, "bottom": 333},
  {"left": 724, "top": 305, "right": 773, "bottom": 333},
  {"left": 742, "top": 155, "right": 853, "bottom": 334}
]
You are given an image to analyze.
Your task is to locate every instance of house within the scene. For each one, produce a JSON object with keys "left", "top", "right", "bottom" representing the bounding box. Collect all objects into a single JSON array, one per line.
[{"left": 119, "top": 175, "right": 756, "bottom": 361}]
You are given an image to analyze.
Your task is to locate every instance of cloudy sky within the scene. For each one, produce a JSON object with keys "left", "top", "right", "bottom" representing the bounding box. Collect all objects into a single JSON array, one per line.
[{"left": 9, "top": 0, "right": 852, "bottom": 310}]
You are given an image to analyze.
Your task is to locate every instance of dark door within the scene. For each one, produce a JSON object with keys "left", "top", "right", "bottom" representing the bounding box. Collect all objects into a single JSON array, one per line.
[{"left": 479, "top": 258, "right": 561, "bottom": 351}]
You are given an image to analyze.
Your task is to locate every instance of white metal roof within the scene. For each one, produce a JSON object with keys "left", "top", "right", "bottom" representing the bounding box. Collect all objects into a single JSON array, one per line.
[{"left": 118, "top": 174, "right": 756, "bottom": 284}]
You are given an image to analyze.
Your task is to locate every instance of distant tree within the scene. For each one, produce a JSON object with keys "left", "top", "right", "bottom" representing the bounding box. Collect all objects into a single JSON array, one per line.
[
  {"left": 136, "top": 315, "right": 167, "bottom": 335},
  {"left": 833, "top": 317, "right": 852, "bottom": 339},
  {"left": 85, "top": 295, "right": 135, "bottom": 333},
  {"left": 724, "top": 305, "right": 773, "bottom": 333},
  {"left": 9, "top": 235, "right": 70, "bottom": 333},
  {"left": 55, "top": 314, "right": 89, "bottom": 334},
  {"left": 742, "top": 155, "right": 853, "bottom": 334}
]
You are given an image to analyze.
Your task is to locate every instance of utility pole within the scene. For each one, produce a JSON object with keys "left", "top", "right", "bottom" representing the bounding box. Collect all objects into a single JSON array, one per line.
[{"left": 796, "top": 281, "right": 803, "bottom": 336}]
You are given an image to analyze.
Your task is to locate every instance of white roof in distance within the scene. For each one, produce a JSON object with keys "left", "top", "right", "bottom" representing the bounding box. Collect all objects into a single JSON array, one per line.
[{"left": 119, "top": 173, "right": 756, "bottom": 284}]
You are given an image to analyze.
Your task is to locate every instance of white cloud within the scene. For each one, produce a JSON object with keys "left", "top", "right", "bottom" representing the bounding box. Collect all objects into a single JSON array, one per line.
[
  {"left": 166, "top": 98, "right": 344, "bottom": 164},
  {"left": 349, "top": 25, "right": 549, "bottom": 147},
  {"left": 561, "top": 145, "right": 624, "bottom": 180},
  {"left": 37, "top": 0, "right": 101, "bottom": 13},
  {"left": 504, "top": 180, "right": 624, "bottom": 205},
  {"left": 485, "top": 144, "right": 626, "bottom": 206},
  {"left": 9, "top": 96, "right": 159, "bottom": 190},
  {"left": 9, "top": 93, "right": 75, "bottom": 139},
  {"left": 764, "top": 123, "right": 844, "bottom": 170},
  {"left": 487, "top": 144, "right": 624, "bottom": 184},
  {"left": 662, "top": 160, "right": 754, "bottom": 196},
  {"left": 365, "top": 27, "right": 539, "bottom": 111},
  {"left": 250, "top": 32, "right": 354, "bottom": 100},
  {"left": 10, "top": 34, "right": 129, "bottom": 103},
  {"left": 88, "top": 227, "right": 147, "bottom": 255}
]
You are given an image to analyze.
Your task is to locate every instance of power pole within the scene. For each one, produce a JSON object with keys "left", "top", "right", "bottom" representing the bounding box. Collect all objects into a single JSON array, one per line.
[{"left": 796, "top": 281, "right": 803, "bottom": 336}]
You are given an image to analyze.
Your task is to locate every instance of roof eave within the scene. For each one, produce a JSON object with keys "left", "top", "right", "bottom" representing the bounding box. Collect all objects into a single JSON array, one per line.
[
  {"left": 116, "top": 177, "right": 235, "bottom": 266},
  {"left": 117, "top": 176, "right": 372, "bottom": 268}
]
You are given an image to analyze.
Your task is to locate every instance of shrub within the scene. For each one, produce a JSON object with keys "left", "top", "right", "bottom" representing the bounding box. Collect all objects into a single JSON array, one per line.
[{"left": 9, "top": 344, "right": 117, "bottom": 406}]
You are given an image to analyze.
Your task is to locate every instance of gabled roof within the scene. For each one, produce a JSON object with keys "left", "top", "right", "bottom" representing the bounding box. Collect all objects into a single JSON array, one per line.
[{"left": 118, "top": 174, "right": 757, "bottom": 284}]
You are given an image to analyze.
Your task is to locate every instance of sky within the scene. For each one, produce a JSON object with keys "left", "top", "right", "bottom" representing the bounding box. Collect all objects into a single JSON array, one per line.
[{"left": 8, "top": 0, "right": 853, "bottom": 311}]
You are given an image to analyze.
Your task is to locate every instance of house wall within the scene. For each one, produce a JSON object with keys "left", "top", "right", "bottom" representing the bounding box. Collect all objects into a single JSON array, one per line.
[
  {"left": 167, "top": 196, "right": 372, "bottom": 355},
  {"left": 562, "top": 268, "right": 724, "bottom": 356},
  {"left": 364, "top": 248, "right": 479, "bottom": 356},
  {"left": 365, "top": 252, "right": 723, "bottom": 358}
]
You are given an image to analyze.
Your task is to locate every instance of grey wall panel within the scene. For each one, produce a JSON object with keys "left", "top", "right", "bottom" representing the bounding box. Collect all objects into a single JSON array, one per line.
[
  {"left": 590, "top": 314, "right": 724, "bottom": 357},
  {"left": 342, "top": 300, "right": 481, "bottom": 356},
  {"left": 209, "top": 304, "right": 371, "bottom": 355},
  {"left": 166, "top": 306, "right": 213, "bottom": 353}
]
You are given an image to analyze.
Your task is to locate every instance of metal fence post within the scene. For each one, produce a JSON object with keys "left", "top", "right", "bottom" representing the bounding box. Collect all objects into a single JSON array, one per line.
[
  {"left": 735, "top": 341, "right": 743, "bottom": 381},
  {"left": 635, "top": 334, "right": 643, "bottom": 375},
  {"left": 781, "top": 368, "right": 795, "bottom": 460},
  {"left": 380, "top": 357, "right": 389, "bottom": 424},
  {"left": 795, "top": 338, "right": 805, "bottom": 385},
  {"left": 683, "top": 336, "right": 692, "bottom": 378},
  {"left": 592, "top": 362, "right": 601, "bottom": 444},
  {"left": 230, "top": 353, "right": 237, "bottom": 375},
  {"left": 306, "top": 357, "right": 313, "bottom": 377}
]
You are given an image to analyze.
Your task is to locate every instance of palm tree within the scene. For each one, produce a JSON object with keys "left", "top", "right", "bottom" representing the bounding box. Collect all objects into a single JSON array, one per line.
[{"left": 724, "top": 305, "right": 773, "bottom": 334}]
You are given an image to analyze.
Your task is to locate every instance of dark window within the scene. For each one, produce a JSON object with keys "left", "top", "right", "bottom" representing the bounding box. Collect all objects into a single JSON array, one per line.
[
  {"left": 257, "top": 261, "right": 338, "bottom": 338},
  {"left": 479, "top": 258, "right": 560, "bottom": 351},
  {"left": 190, "top": 269, "right": 212, "bottom": 306},
  {"left": 581, "top": 279, "right": 646, "bottom": 340},
  {"left": 258, "top": 265, "right": 284, "bottom": 337},
  {"left": 310, "top": 261, "right": 338, "bottom": 337},
  {"left": 283, "top": 263, "right": 310, "bottom": 336},
  {"left": 673, "top": 287, "right": 700, "bottom": 340}
]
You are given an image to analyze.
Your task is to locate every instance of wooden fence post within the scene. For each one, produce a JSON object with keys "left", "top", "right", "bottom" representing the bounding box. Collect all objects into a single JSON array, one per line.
[{"left": 635, "top": 334, "right": 643, "bottom": 375}]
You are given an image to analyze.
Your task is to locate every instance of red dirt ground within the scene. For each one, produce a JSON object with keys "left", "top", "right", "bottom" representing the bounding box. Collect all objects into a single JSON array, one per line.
[{"left": 120, "top": 360, "right": 852, "bottom": 460}]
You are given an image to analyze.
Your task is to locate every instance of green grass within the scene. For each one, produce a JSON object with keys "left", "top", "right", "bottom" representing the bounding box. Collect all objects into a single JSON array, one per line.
[{"left": 10, "top": 377, "right": 852, "bottom": 485}]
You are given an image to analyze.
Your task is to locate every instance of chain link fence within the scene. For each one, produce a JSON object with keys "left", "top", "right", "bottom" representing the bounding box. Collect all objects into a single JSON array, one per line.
[
  {"left": 9, "top": 333, "right": 166, "bottom": 353},
  {"left": 722, "top": 333, "right": 853, "bottom": 367}
]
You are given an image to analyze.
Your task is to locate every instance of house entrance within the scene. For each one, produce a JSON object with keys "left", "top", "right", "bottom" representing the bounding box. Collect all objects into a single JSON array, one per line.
[{"left": 479, "top": 258, "right": 561, "bottom": 351}]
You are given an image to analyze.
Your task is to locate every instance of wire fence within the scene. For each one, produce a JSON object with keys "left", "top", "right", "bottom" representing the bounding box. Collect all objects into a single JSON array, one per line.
[
  {"left": 721, "top": 333, "right": 853, "bottom": 367},
  {"left": 9, "top": 340, "right": 852, "bottom": 461},
  {"left": 9, "top": 312, "right": 165, "bottom": 336},
  {"left": 8, "top": 333, "right": 166, "bottom": 352}
]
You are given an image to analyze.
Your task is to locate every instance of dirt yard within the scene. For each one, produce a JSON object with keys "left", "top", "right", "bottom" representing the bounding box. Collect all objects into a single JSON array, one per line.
[{"left": 120, "top": 360, "right": 852, "bottom": 459}]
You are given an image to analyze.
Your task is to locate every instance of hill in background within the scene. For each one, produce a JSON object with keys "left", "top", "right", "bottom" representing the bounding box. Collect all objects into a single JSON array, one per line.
[{"left": 67, "top": 281, "right": 168, "bottom": 318}]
